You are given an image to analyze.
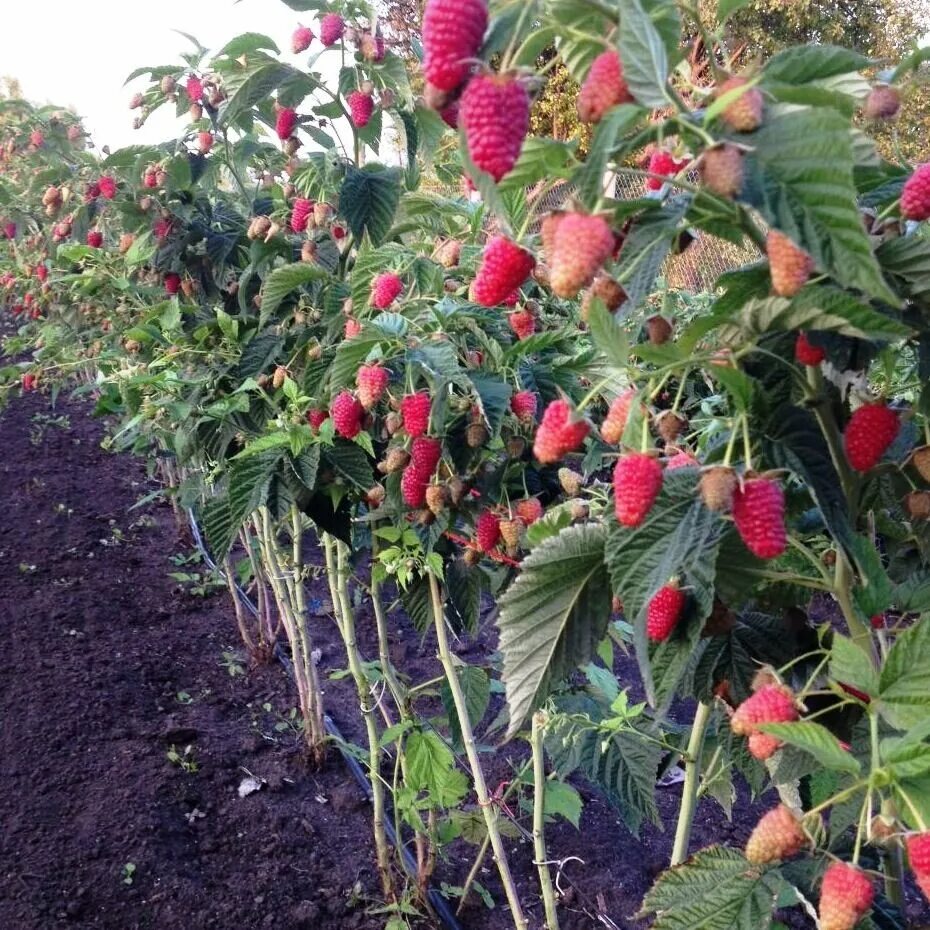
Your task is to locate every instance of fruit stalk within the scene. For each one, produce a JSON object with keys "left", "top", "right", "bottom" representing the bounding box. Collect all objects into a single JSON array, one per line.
[
  {"left": 531, "top": 711, "right": 561, "bottom": 930},
  {"left": 670, "top": 700, "right": 713, "bottom": 866}
]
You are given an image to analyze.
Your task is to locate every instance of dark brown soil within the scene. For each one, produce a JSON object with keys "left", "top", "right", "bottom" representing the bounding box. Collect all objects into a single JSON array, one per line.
[{"left": 1, "top": 391, "right": 926, "bottom": 930}]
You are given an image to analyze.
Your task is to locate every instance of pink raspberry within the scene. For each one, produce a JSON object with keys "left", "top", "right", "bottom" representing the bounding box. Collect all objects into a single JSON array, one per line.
[
  {"left": 422, "top": 0, "right": 488, "bottom": 93},
  {"left": 470, "top": 236, "right": 535, "bottom": 307},
  {"left": 613, "top": 453, "right": 663, "bottom": 527},
  {"left": 86, "top": 231, "right": 103, "bottom": 248},
  {"left": 475, "top": 510, "right": 501, "bottom": 552},
  {"left": 98, "top": 176, "right": 117, "bottom": 200},
  {"left": 732, "top": 477, "right": 786, "bottom": 560},
  {"left": 320, "top": 13, "right": 345, "bottom": 47},
  {"left": 460, "top": 72, "right": 530, "bottom": 183},
  {"left": 510, "top": 390, "right": 538, "bottom": 421},
  {"left": 331, "top": 391, "right": 365, "bottom": 439},
  {"left": 533, "top": 400, "right": 589, "bottom": 464},
  {"left": 647, "top": 149, "right": 688, "bottom": 191},
  {"left": 186, "top": 75, "right": 204, "bottom": 103},
  {"left": 348, "top": 91, "right": 374, "bottom": 128},
  {"left": 292, "top": 25, "right": 314, "bottom": 54},
  {"left": 371, "top": 272, "right": 403, "bottom": 309},
  {"left": 290, "top": 198, "right": 314, "bottom": 233},
  {"left": 276, "top": 107, "right": 298, "bottom": 141},
  {"left": 401, "top": 392, "right": 432, "bottom": 437}
]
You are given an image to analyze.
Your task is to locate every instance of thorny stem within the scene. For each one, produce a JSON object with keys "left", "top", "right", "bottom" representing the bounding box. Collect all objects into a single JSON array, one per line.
[
  {"left": 670, "top": 700, "right": 713, "bottom": 866},
  {"left": 531, "top": 711, "right": 561, "bottom": 930}
]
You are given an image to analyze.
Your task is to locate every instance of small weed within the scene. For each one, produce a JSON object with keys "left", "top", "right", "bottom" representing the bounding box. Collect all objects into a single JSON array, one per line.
[
  {"left": 176, "top": 691, "right": 194, "bottom": 705},
  {"left": 166, "top": 744, "right": 198, "bottom": 773},
  {"left": 29, "top": 413, "right": 70, "bottom": 445},
  {"left": 169, "top": 550, "right": 224, "bottom": 596},
  {"left": 18, "top": 563, "right": 37, "bottom": 574},
  {"left": 120, "top": 863, "right": 136, "bottom": 886},
  {"left": 219, "top": 650, "right": 246, "bottom": 677}
]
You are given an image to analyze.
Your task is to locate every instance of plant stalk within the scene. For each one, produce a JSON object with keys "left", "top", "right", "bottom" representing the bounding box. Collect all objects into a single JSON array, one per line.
[
  {"left": 670, "top": 700, "right": 713, "bottom": 867},
  {"left": 531, "top": 711, "right": 560, "bottom": 930}
]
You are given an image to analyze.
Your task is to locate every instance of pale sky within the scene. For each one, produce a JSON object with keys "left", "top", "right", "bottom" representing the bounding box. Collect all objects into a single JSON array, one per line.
[{"left": 4, "top": 0, "right": 339, "bottom": 151}]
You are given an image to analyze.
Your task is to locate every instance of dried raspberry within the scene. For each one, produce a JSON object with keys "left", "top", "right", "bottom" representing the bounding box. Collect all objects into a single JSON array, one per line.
[
  {"left": 460, "top": 72, "right": 530, "bottom": 183},
  {"left": 646, "top": 315, "right": 673, "bottom": 345},
  {"left": 646, "top": 582, "right": 686, "bottom": 642},
  {"left": 718, "top": 75, "right": 764, "bottom": 132},
  {"left": 577, "top": 50, "right": 632, "bottom": 124},
  {"left": 348, "top": 90, "right": 374, "bottom": 128},
  {"left": 844, "top": 402, "right": 899, "bottom": 472},
  {"left": 292, "top": 25, "right": 314, "bottom": 54},
  {"left": 401, "top": 392, "right": 432, "bottom": 437},
  {"left": 699, "top": 466, "right": 738, "bottom": 512},
  {"left": 601, "top": 388, "right": 637, "bottom": 445},
  {"left": 745, "top": 805, "right": 806, "bottom": 865},
  {"left": 548, "top": 212, "right": 615, "bottom": 299},
  {"left": 371, "top": 272, "right": 404, "bottom": 309},
  {"left": 509, "top": 308, "right": 535, "bottom": 340},
  {"left": 291, "top": 197, "right": 313, "bottom": 233},
  {"left": 819, "top": 862, "right": 874, "bottom": 930},
  {"left": 356, "top": 363, "right": 390, "bottom": 409},
  {"left": 656, "top": 411, "right": 687, "bottom": 444},
  {"left": 499, "top": 518, "right": 522, "bottom": 551},
  {"left": 863, "top": 85, "right": 901, "bottom": 120},
  {"left": 307, "top": 409, "right": 329, "bottom": 430},
  {"left": 515, "top": 498, "right": 544, "bottom": 525},
  {"left": 401, "top": 465, "right": 428, "bottom": 507},
  {"left": 907, "top": 832, "right": 930, "bottom": 902},
  {"left": 646, "top": 149, "right": 688, "bottom": 191},
  {"left": 731, "top": 683, "right": 798, "bottom": 759},
  {"left": 533, "top": 399, "right": 590, "bottom": 465},
  {"left": 426, "top": 484, "right": 449, "bottom": 515},
  {"left": 320, "top": 13, "right": 345, "bottom": 47},
  {"left": 276, "top": 107, "right": 298, "bottom": 141},
  {"left": 795, "top": 331, "right": 825, "bottom": 366},
  {"left": 911, "top": 445, "right": 930, "bottom": 482},
  {"left": 331, "top": 390, "right": 365, "bottom": 439},
  {"left": 581, "top": 273, "right": 627, "bottom": 318},
  {"left": 510, "top": 390, "right": 538, "bottom": 422},
  {"left": 732, "top": 477, "right": 786, "bottom": 560},
  {"left": 466, "top": 422, "right": 489, "bottom": 448},
  {"left": 613, "top": 453, "right": 663, "bottom": 527},
  {"left": 422, "top": 0, "right": 488, "bottom": 94},
  {"left": 411, "top": 436, "right": 442, "bottom": 477},
  {"left": 700, "top": 143, "right": 744, "bottom": 199},
  {"left": 476, "top": 510, "right": 502, "bottom": 552},
  {"left": 470, "top": 236, "right": 535, "bottom": 307},
  {"left": 767, "top": 230, "right": 814, "bottom": 297}
]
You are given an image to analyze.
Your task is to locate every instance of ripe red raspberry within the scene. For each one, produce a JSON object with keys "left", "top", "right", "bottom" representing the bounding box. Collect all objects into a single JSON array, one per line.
[
  {"left": 411, "top": 436, "right": 442, "bottom": 477},
  {"left": 508, "top": 308, "right": 535, "bottom": 340},
  {"left": 291, "top": 197, "right": 313, "bottom": 233},
  {"left": 86, "top": 180, "right": 102, "bottom": 202},
  {"left": 646, "top": 582, "right": 686, "bottom": 642},
  {"left": 35, "top": 264, "right": 48, "bottom": 282},
  {"left": 718, "top": 75, "right": 764, "bottom": 132},
  {"left": 601, "top": 388, "right": 637, "bottom": 445},
  {"left": 470, "top": 236, "right": 535, "bottom": 307},
  {"left": 30, "top": 129, "right": 44, "bottom": 148},
  {"left": 292, "top": 25, "right": 314, "bottom": 54},
  {"left": 730, "top": 683, "right": 798, "bottom": 759},
  {"left": 86, "top": 230, "right": 103, "bottom": 248},
  {"left": 401, "top": 465, "right": 428, "bottom": 507},
  {"left": 307, "top": 409, "right": 329, "bottom": 430},
  {"left": 3, "top": 222, "right": 15, "bottom": 239},
  {"left": 401, "top": 392, "right": 432, "bottom": 437},
  {"left": 197, "top": 131, "right": 214, "bottom": 154},
  {"left": 276, "top": 107, "right": 298, "bottom": 140},
  {"left": 767, "top": 230, "right": 814, "bottom": 297},
  {"left": 460, "top": 72, "right": 530, "bottom": 183},
  {"left": 795, "top": 331, "right": 825, "bottom": 366},
  {"left": 143, "top": 168, "right": 158, "bottom": 189},
  {"left": 345, "top": 317, "right": 362, "bottom": 339},
  {"left": 819, "top": 862, "right": 874, "bottom": 930},
  {"left": 510, "top": 390, "right": 538, "bottom": 421},
  {"left": 98, "top": 176, "right": 117, "bottom": 200},
  {"left": 745, "top": 805, "right": 806, "bottom": 864},
  {"left": 356, "top": 363, "right": 390, "bottom": 409},
  {"left": 348, "top": 90, "right": 374, "bottom": 128},
  {"left": 907, "top": 832, "right": 930, "bottom": 902},
  {"left": 186, "top": 75, "right": 204, "bottom": 103},
  {"left": 613, "top": 453, "right": 663, "bottom": 527},
  {"left": 577, "top": 50, "right": 633, "bottom": 123},
  {"left": 667, "top": 450, "right": 699, "bottom": 470},
  {"left": 331, "top": 390, "right": 365, "bottom": 439},
  {"left": 732, "top": 477, "right": 786, "bottom": 560},
  {"left": 646, "top": 149, "right": 688, "bottom": 191},
  {"left": 371, "top": 272, "right": 404, "bottom": 309},
  {"left": 902, "top": 164, "right": 930, "bottom": 221},
  {"left": 844, "top": 402, "right": 899, "bottom": 472},
  {"left": 700, "top": 143, "right": 744, "bottom": 199},
  {"left": 153, "top": 217, "right": 173, "bottom": 240},
  {"left": 320, "top": 13, "right": 345, "bottom": 47},
  {"left": 422, "top": 0, "right": 488, "bottom": 94},
  {"left": 440, "top": 100, "right": 459, "bottom": 129},
  {"left": 164, "top": 273, "right": 182, "bottom": 295},
  {"left": 548, "top": 212, "right": 615, "bottom": 299},
  {"left": 22, "top": 373, "right": 38, "bottom": 392},
  {"left": 475, "top": 510, "right": 502, "bottom": 552},
  {"left": 515, "top": 498, "right": 544, "bottom": 525},
  {"left": 533, "top": 399, "right": 590, "bottom": 464}
]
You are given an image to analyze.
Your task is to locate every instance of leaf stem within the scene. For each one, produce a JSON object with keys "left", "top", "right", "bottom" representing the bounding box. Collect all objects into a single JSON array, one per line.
[{"left": 670, "top": 700, "right": 713, "bottom": 866}]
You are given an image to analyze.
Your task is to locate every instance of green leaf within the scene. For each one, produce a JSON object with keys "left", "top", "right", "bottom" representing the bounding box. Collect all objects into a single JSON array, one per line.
[
  {"left": 497, "top": 524, "right": 612, "bottom": 737},
  {"left": 830, "top": 634, "right": 879, "bottom": 697},
  {"left": 575, "top": 104, "right": 642, "bottom": 208},
  {"left": 216, "top": 32, "right": 280, "bottom": 58},
  {"left": 894, "top": 571, "right": 930, "bottom": 613},
  {"left": 763, "top": 46, "right": 870, "bottom": 86},
  {"left": 222, "top": 63, "right": 294, "bottom": 124},
  {"left": 745, "top": 108, "right": 897, "bottom": 305},
  {"left": 756, "top": 722, "right": 861, "bottom": 775},
  {"left": 339, "top": 164, "right": 403, "bottom": 246},
  {"left": 877, "top": 235, "right": 930, "bottom": 305},
  {"left": 323, "top": 440, "right": 373, "bottom": 490},
  {"left": 260, "top": 262, "right": 329, "bottom": 321},
  {"left": 878, "top": 618, "right": 930, "bottom": 730},
  {"left": 543, "top": 780, "right": 583, "bottom": 829},
  {"left": 202, "top": 493, "right": 236, "bottom": 559},
  {"left": 405, "top": 729, "right": 469, "bottom": 807},
  {"left": 641, "top": 845, "right": 784, "bottom": 930},
  {"left": 617, "top": 0, "right": 672, "bottom": 108},
  {"left": 588, "top": 297, "right": 631, "bottom": 372},
  {"left": 441, "top": 666, "right": 490, "bottom": 749},
  {"left": 717, "top": 0, "right": 751, "bottom": 23}
]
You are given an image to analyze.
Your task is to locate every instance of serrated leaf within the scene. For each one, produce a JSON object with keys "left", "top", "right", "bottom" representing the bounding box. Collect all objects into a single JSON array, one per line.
[
  {"left": 617, "top": 0, "right": 672, "bottom": 108},
  {"left": 877, "top": 617, "right": 930, "bottom": 730},
  {"left": 588, "top": 296, "right": 631, "bottom": 372},
  {"left": 497, "top": 524, "right": 612, "bottom": 737},
  {"left": 323, "top": 440, "right": 373, "bottom": 490},
  {"left": 441, "top": 666, "right": 490, "bottom": 749},
  {"left": 216, "top": 32, "right": 280, "bottom": 58},
  {"left": 222, "top": 63, "right": 295, "bottom": 124},
  {"left": 202, "top": 493, "right": 236, "bottom": 559},
  {"left": 717, "top": 0, "right": 751, "bottom": 23},
  {"left": 340, "top": 164, "right": 403, "bottom": 246},
  {"left": 575, "top": 104, "right": 642, "bottom": 208},
  {"left": 756, "top": 722, "right": 860, "bottom": 774},
  {"left": 542, "top": 780, "right": 583, "bottom": 829},
  {"left": 763, "top": 46, "right": 870, "bottom": 85},
  {"left": 260, "top": 262, "right": 329, "bottom": 321},
  {"left": 830, "top": 633, "right": 879, "bottom": 697}
]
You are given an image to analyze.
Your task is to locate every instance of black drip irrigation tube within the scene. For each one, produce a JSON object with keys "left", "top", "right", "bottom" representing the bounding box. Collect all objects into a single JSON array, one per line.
[{"left": 186, "top": 511, "right": 464, "bottom": 930}]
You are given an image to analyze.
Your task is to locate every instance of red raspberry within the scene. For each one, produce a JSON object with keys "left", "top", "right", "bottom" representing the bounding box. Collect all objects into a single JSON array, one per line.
[
  {"left": 348, "top": 90, "right": 374, "bottom": 128},
  {"left": 292, "top": 25, "right": 314, "bottom": 54},
  {"left": 164, "top": 273, "right": 182, "bottom": 295},
  {"left": 745, "top": 805, "right": 806, "bottom": 864},
  {"left": 577, "top": 51, "right": 632, "bottom": 124},
  {"left": 186, "top": 75, "right": 204, "bottom": 102},
  {"left": 533, "top": 399, "right": 589, "bottom": 465},
  {"left": 819, "top": 862, "right": 874, "bottom": 930},
  {"left": 475, "top": 510, "right": 502, "bottom": 552},
  {"left": 647, "top": 149, "right": 688, "bottom": 191},
  {"left": 844, "top": 402, "right": 899, "bottom": 472},
  {"left": 307, "top": 409, "right": 329, "bottom": 430},
  {"left": 401, "top": 465, "right": 428, "bottom": 507},
  {"left": 613, "top": 453, "right": 663, "bottom": 527},
  {"left": 646, "top": 582, "right": 686, "bottom": 642},
  {"left": 471, "top": 236, "right": 535, "bottom": 307},
  {"left": 35, "top": 265, "right": 48, "bottom": 282},
  {"left": 197, "top": 131, "right": 214, "bottom": 154},
  {"left": 548, "top": 212, "right": 615, "bottom": 299},
  {"left": 320, "top": 13, "right": 345, "bottom": 47},
  {"left": 601, "top": 388, "right": 637, "bottom": 445},
  {"left": 143, "top": 168, "right": 158, "bottom": 189},
  {"left": 718, "top": 75, "right": 764, "bottom": 132},
  {"left": 515, "top": 498, "right": 544, "bottom": 525},
  {"left": 86, "top": 230, "right": 103, "bottom": 248},
  {"left": 767, "top": 230, "right": 814, "bottom": 297},
  {"left": 460, "top": 72, "right": 530, "bottom": 183},
  {"left": 276, "top": 107, "right": 298, "bottom": 140},
  {"left": 98, "top": 176, "right": 116, "bottom": 200},
  {"left": 291, "top": 197, "right": 313, "bottom": 233},
  {"left": 907, "top": 832, "right": 930, "bottom": 902},
  {"left": 345, "top": 317, "right": 362, "bottom": 339},
  {"left": 356, "top": 363, "right": 390, "bottom": 409},
  {"left": 732, "top": 477, "right": 786, "bottom": 560},
  {"left": 901, "top": 163, "right": 930, "bottom": 221},
  {"left": 667, "top": 450, "right": 699, "bottom": 470},
  {"left": 401, "top": 392, "right": 432, "bottom": 437},
  {"left": 510, "top": 390, "right": 538, "bottom": 421},
  {"left": 371, "top": 272, "right": 403, "bottom": 309},
  {"left": 29, "top": 129, "right": 44, "bottom": 148},
  {"left": 508, "top": 308, "right": 535, "bottom": 340},
  {"left": 331, "top": 390, "right": 365, "bottom": 439},
  {"left": 440, "top": 100, "right": 459, "bottom": 129},
  {"left": 411, "top": 436, "right": 442, "bottom": 477},
  {"left": 730, "top": 683, "right": 798, "bottom": 759},
  {"left": 3, "top": 222, "right": 15, "bottom": 239},
  {"left": 795, "top": 331, "right": 825, "bottom": 366},
  {"left": 422, "top": 0, "right": 488, "bottom": 94},
  {"left": 153, "top": 218, "right": 173, "bottom": 241}
]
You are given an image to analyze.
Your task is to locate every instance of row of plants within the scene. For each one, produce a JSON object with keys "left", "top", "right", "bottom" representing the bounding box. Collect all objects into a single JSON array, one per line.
[{"left": 3, "top": 0, "right": 930, "bottom": 927}]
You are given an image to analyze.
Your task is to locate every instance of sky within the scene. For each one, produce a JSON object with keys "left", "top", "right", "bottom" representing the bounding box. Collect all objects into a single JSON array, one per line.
[{"left": 4, "top": 0, "right": 335, "bottom": 151}]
